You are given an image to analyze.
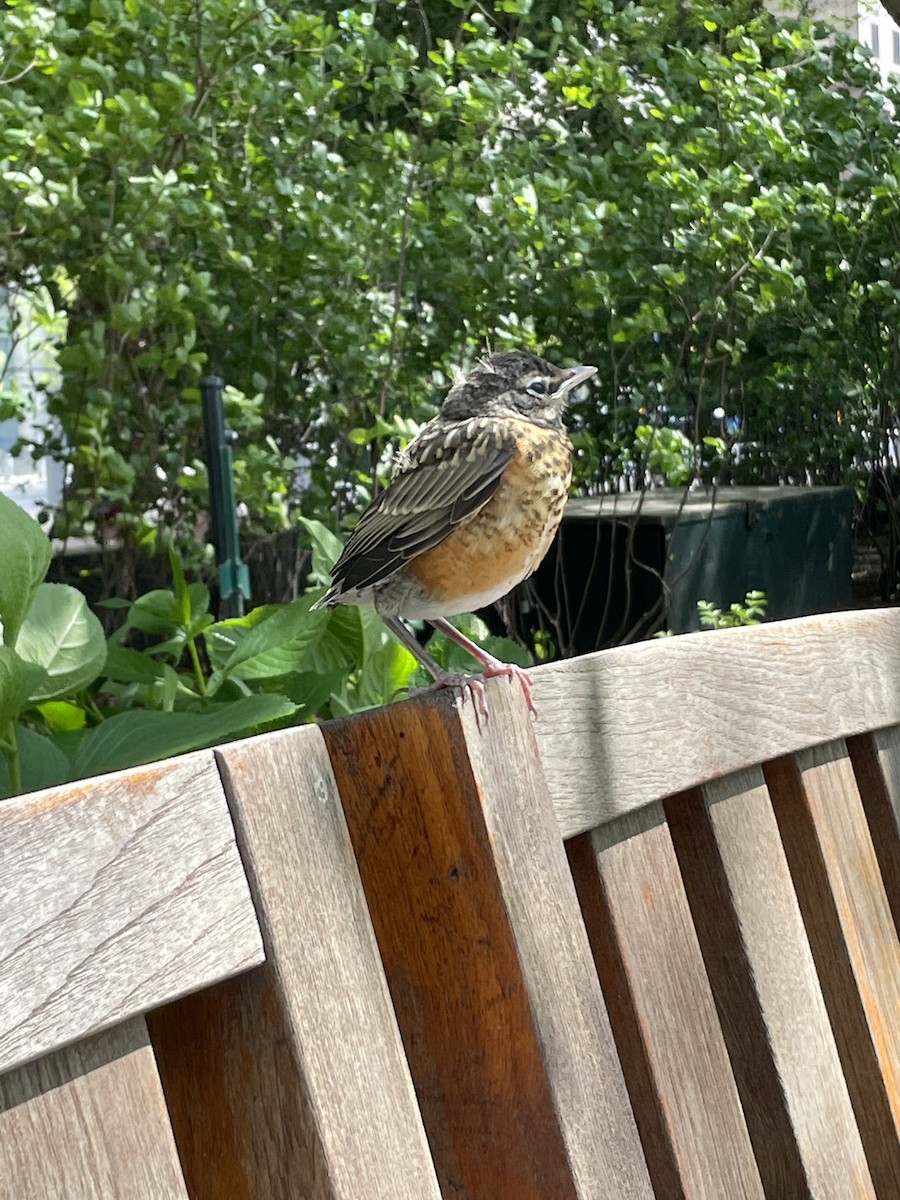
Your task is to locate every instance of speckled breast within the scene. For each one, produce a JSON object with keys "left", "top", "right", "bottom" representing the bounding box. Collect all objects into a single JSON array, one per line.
[{"left": 404, "top": 420, "right": 573, "bottom": 617}]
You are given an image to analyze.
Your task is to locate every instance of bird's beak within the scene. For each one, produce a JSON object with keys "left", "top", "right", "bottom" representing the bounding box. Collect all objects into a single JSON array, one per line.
[{"left": 556, "top": 364, "right": 598, "bottom": 398}]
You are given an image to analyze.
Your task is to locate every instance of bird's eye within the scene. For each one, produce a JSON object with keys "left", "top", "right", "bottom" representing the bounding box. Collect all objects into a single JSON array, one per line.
[{"left": 525, "top": 378, "right": 549, "bottom": 397}]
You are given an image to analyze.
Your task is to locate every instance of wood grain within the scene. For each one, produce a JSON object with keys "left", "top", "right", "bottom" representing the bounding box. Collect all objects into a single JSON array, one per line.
[
  {"left": 765, "top": 743, "right": 900, "bottom": 1198},
  {"left": 323, "top": 683, "right": 654, "bottom": 1200},
  {"left": 848, "top": 727, "right": 900, "bottom": 929},
  {"left": 528, "top": 609, "right": 900, "bottom": 837},
  {"left": 665, "top": 769, "right": 874, "bottom": 1200},
  {"left": 148, "top": 724, "right": 441, "bottom": 1200},
  {"left": 0, "top": 753, "right": 264, "bottom": 1075},
  {"left": 0, "top": 1017, "right": 188, "bottom": 1199},
  {"left": 568, "top": 802, "right": 765, "bottom": 1200}
]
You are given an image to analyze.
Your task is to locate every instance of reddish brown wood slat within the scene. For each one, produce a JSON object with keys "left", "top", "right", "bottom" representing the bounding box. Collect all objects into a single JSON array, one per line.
[
  {"left": 765, "top": 742, "right": 900, "bottom": 1199},
  {"left": 323, "top": 683, "right": 654, "bottom": 1200},
  {"left": 568, "top": 802, "right": 765, "bottom": 1200},
  {"left": 148, "top": 725, "right": 440, "bottom": 1200},
  {"left": 665, "top": 770, "right": 874, "bottom": 1200}
]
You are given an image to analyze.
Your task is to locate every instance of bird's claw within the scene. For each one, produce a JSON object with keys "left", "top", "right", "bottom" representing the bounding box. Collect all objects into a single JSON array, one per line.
[
  {"left": 481, "top": 661, "right": 537, "bottom": 717},
  {"left": 409, "top": 671, "right": 489, "bottom": 717},
  {"left": 408, "top": 662, "right": 536, "bottom": 719}
]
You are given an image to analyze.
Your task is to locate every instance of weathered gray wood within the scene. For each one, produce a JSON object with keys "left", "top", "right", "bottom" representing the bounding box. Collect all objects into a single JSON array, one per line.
[
  {"left": 149, "top": 725, "right": 441, "bottom": 1200},
  {"left": 848, "top": 727, "right": 900, "bottom": 928},
  {"left": 569, "top": 802, "right": 765, "bottom": 1200},
  {"left": 324, "top": 684, "right": 654, "bottom": 1200},
  {"left": 665, "top": 770, "right": 874, "bottom": 1199},
  {"left": 765, "top": 743, "right": 900, "bottom": 1198},
  {"left": 529, "top": 609, "right": 900, "bottom": 837},
  {"left": 0, "top": 752, "right": 264, "bottom": 1075},
  {"left": 0, "top": 1017, "right": 188, "bottom": 1199}
]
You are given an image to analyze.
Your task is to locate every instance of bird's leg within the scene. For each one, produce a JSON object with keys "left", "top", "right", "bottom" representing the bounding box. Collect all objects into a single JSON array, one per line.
[
  {"left": 382, "top": 615, "right": 489, "bottom": 716},
  {"left": 428, "top": 617, "right": 536, "bottom": 717}
]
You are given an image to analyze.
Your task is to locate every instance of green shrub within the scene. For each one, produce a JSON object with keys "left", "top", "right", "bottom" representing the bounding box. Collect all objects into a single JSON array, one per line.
[{"left": 0, "top": 494, "right": 525, "bottom": 799}]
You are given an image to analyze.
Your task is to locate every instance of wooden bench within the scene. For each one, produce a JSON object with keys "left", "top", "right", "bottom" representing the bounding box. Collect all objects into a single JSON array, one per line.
[{"left": 2, "top": 608, "right": 899, "bottom": 1197}]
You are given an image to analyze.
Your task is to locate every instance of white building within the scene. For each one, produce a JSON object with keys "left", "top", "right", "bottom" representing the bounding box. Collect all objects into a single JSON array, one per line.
[
  {"left": 0, "top": 289, "right": 64, "bottom": 520},
  {"left": 857, "top": 0, "right": 900, "bottom": 83}
]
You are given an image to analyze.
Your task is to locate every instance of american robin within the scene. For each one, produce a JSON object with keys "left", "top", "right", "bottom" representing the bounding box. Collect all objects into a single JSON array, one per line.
[{"left": 317, "top": 350, "right": 597, "bottom": 714}]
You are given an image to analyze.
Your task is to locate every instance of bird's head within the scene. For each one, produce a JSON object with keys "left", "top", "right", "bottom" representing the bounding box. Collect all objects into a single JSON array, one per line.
[{"left": 440, "top": 351, "right": 597, "bottom": 427}]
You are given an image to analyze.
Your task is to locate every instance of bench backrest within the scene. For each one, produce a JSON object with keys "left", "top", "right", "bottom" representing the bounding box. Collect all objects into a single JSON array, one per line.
[
  {"left": 1, "top": 608, "right": 898, "bottom": 1198},
  {"left": 324, "top": 608, "right": 900, "bottom": 1199},
  {"left": 0, "top": 732, "right": 441, "bottom": 1198}
]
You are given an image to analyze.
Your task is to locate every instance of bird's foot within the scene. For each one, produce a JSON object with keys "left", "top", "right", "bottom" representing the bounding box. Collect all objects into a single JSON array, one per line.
[
  {"left": 410, "top": 670, "right": 490, "bottom": 718},
  {"left": 425, "top": 619, "right": 537, "bottom": 717},
  {"left": 481, "top": 660, "right": 536, "bottom": 717}
]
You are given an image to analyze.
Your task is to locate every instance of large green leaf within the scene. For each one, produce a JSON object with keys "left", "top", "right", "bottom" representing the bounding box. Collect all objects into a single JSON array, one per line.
[
  {"left": 126, "top": 589, "right": 180, "bottom": 635},
  {"left": 0, "top": 494, "right": 52, "bottom": 648},
  {"left": 205, "top": 605, "right": 279, "bottom": 671},
  {"left": 278, "top": 669, "right": 348, "bottom": 719},
  {"left": 0, "top": 726, "right": 71, "bottom": 799},
  {"left": 299, "top": 517, "right": 344, "bottom": 585},
  {"left": 72, "top": 694, "right": 298, "bottom": 779},
  {"left": 15, "top": 584, "right": 107, "bottom": 702},
  {"left": 350, "top": 638, "right": 419, "bottom": 710},
  {"left": 220, "top": 601, "right": 330, "bottom": 680},
  {"left": 103, "top": 643, "right": 172, "bottom": 685},
  {"left": 0, "top": 646, "right": 48, "bottom": 730},
  {"left": 299, "top": 604, "right": 363, "bottom": 674}
]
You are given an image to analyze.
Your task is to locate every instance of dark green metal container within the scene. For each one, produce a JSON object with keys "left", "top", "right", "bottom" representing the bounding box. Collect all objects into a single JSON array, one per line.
[{"left": 519, "top": 486, "right": 854, "bottom": 655}]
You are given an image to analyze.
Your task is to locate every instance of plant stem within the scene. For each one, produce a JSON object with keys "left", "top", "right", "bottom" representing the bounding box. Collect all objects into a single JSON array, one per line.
[
  {"left": 187, "top": 637, "right": 207, "bottom": 697},
  {"left": 3, "top": 723, "right": 21, "bottom": 796}
]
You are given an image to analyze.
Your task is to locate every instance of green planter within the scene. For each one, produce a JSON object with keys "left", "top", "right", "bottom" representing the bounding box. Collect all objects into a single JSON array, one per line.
[{"left": 515, "top": 486, "right": 854, "bottom": 655}]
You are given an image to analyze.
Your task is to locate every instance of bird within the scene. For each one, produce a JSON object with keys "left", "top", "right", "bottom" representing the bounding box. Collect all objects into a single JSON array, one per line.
[{"left": 316, "top": 350, "right": 597, "bottom": 714}]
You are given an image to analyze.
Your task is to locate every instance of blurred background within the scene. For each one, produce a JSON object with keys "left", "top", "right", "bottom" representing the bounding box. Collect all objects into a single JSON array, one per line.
[{"left": 3, "top": 0, "right": 900, "bottom": 654}]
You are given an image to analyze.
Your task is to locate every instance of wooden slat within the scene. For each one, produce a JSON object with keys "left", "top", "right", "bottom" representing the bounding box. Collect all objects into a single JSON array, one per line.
[
  {"left": 148, "top": 725, "right": 441, "bottom": 1200},
  {"left": 0, "top": 753, "right": 264, "bottom": 1075},
  {"left": 0, "top": 1017, "right": 188, "bottom": 1199},
  {"left": 664, "top": 770, "right": 874, "bottom": 1199},
  {"left": 323, "top": 684, "right": 654, "bottom": 1200},
  {"left": 528, "top": 609, "right": 900, "bottom": 837},
  {"left": 568, "top": 802, "right": 765, "bottom": 1199},
  {"left": 765, "top": 742, "right": 900, "bottom": 1198},
  {"left": 848, "top": 728, "right": 900, "bottom": 928}
]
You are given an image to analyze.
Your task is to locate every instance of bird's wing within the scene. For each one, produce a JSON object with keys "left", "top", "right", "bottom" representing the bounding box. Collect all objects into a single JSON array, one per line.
[{"left": 327, "top": 417, "right": 516, "bottom": 597}]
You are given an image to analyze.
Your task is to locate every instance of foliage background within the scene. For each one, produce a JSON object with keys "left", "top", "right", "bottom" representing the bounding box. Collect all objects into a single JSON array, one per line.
[{"left": 2, "top": 0, "right": 900, "bottom": 603}]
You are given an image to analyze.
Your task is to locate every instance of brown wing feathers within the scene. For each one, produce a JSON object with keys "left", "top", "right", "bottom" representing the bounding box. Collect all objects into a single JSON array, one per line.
[{"left": 326, "top": 419, "right": 515, "bottom": 597}]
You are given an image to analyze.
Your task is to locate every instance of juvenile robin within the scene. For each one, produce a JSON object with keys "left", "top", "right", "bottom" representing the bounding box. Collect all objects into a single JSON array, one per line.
[{"left": 317, "top": 350, "right": 597, "bottom": 714}]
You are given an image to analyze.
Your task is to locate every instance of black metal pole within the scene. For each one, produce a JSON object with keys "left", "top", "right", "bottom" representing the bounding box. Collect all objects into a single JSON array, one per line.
[{"left": 200, "top": 375, "right": 250, "bottom": 617}]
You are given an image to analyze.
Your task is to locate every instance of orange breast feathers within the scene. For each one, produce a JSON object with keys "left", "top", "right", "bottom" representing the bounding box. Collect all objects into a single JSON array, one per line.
[{"left": 407, "top": 422, "right": 573, "bottom": 610}]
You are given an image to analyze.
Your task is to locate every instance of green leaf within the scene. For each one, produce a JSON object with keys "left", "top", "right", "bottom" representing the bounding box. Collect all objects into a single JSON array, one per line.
[
  {"left": 0, "top": 646, "right": 48, "bottom": 730},
  {"left": 15, "top": 584, "right": 107, "bottom": 702},
  {"left": 299, "top": 517, "right": 344, "bottom": 585},
  {"left": 72, "top": 694, "right": 298, "bottom": 779},
  {"left": 37, "top": 700, "right": 87, "bottom": 732},
  {"left": 168, "top": 545, "right": 192, "bottom": 627},
  {"left": 127, "top": 589, "right": 179, "bottom": 635},
  {"left": 220, "top": 601, "right": 330, "bottom": 680},
  {"left": 102, "top": 643, "right": 171, "bottom": 685},
  {"left": 167, "top": 546, "right": 211, "bottom": 636},
  {"left": 295, "top": 604, "right": 363, "bottom": 674},
  {"left": 67, "top": 78, "right": 92, "bottom": 105},
  {"left": 0, "top": 727, "right": 71, "bottom": 799},
  {"left": 205, "top": 605, "right": 277, "bottom": 671},
  {"left": 325, "top": 604, "right": 365, "bottom": 664},
  {"left": 351, "top": 638, "right": 419, "bottom": 710},
  {"left": 0, "top": 493, "right": 52, "bottom": 647},
  {"left": 278, "top": 669, "right": 348, "bottom": 718}
]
